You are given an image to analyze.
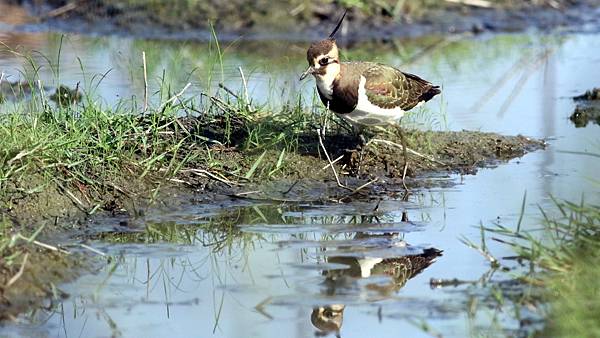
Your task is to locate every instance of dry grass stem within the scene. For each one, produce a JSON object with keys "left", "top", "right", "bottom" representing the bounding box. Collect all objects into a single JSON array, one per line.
[{"left": 6, "top": 253, "right": 29, "bottom": 287}]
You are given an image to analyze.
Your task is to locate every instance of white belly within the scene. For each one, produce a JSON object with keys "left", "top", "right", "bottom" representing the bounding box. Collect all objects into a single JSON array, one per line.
[
  {"left": 340, "top": 76, "right": 409, "bottom": 126},
  {"left": 357, "top": 257, "right": 383, "bottom": 278}
]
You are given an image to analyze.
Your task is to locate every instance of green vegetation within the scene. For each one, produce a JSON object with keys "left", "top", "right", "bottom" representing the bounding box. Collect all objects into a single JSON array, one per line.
[
  {"left": 0, "top": 39, "right": 321, "bottom": 317},
  {"left": 38, "top": 0, "right": 576, "bottom": 33},
  {"left": 0, "top": 31, "right": 546, "bottom": 320},
  {"left": 462, "top": 191, "right": 600, "bottom": 336},
  {"left": 522, "top": 198, "right": 600, "bottom": 337}
]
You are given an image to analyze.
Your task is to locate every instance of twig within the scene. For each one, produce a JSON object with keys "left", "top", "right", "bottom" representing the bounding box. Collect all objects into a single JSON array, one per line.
[
  {"left": 430, "top": 277, "right": 476, "bottom": 288},
  {"left": 65, "top": 189, "right": 86, "bottom": 210},
  {"left": 233, "top": 190, "right": 261, "bottom": 196},
  {"left": 80, "top": 244, "right": 106, "bottom": 256},
  {"left": 351, "top": 177, "right": 379, "bottom": 194},
  {"left": 317, "top": 128, "right": 351, "bottom": 190},
  {"left": 159, "top": 82, "right": 191, "bottom": 111},
  {"left": 142, "top": 51, "right": 148, "bottom": 113},
  {"left": 42, "top": 2, "right": 78, "bottom": 18},
  {"left": 52, "top": 178, "right": 88, "bottom": 211},
  {"left": 7, "top": 143, "right": 44, "bottom": 165},
  {"left": 200, "top": 92, "right": 237, "bottom": 114},
  {"left": 33, "top": 240, "right": 69, "bottom": 253},
  {"left": 109, "top": 182, "right": 131, "bottom": 197},
  {"left": 169, "top": 178, "right": 190, "bottom": 185},
  {"left": 254, "top": 297, "right": 274, "bottom": 320},
  {"left": 444, "top": 0, "right": 494, "bottom": 8},
  {"left": 6, "top": 253, "right": 29, "bottom": 287},
  {"left": 282, "top": 180, "right": 300, "bottom": 195},
  {"left": 368, "top": 138, "right": 446, "bottom": 166},
  {"left": 321, "top": 155, "right": 344, "bottom": 170},
  {"left": 182, "top": 168, "right": 242, "bottom": 186},
  {"left": 14, "top": 233, "right": 70, "bottom": 254}
]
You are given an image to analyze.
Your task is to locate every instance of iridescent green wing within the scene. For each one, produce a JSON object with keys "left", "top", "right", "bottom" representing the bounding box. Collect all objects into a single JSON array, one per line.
[{"left": 363, "top": 64, "right": 438, "bottom": 110}]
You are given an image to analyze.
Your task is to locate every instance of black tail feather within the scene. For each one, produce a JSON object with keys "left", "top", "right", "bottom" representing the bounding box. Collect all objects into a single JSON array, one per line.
[
  {"left": 420, "top": 86, "right": 441, "bottom": 103},
  {"left": 403, "top": 71, "right": 441, "bottom": 103}
]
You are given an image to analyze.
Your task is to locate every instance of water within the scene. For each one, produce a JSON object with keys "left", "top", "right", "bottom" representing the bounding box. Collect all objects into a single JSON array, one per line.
[{"left": 2, "top": 4, "right": 600, "bottom": 337}]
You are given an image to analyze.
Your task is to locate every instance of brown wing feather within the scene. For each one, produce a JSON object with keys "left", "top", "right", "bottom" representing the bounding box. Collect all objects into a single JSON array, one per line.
[
  {"left": 323, "top": 62, "right": 441, "bottom": 115},
  {"left": 363, "top": 64, "right": 441, "bottom": 110}
]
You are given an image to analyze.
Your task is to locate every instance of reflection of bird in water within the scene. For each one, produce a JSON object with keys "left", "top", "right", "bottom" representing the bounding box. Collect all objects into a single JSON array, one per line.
[
  {"left": 325, "top": 246, "right": 442, "bottom": 294},
  {"left": 311, "top": 304, "right": 345, "bottom": 338},
  {"left": 311, "top": 235, "right": 442, "bottom": 337}
]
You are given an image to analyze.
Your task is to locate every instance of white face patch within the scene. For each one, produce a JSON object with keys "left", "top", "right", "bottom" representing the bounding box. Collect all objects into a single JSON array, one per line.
[
  {"left": 341, "top": 76, "right": 407, "bottom": 126},
  {"left": 314, "top": 61, "right": 340, "bottom": 100}
]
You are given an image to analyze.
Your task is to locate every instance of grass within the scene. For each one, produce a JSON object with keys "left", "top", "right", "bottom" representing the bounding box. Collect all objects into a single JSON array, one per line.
[
  {"left": 0, "top": 33, "right": 329, "bottom": 210},
  {"left": 0, "top": 28, "right": 551, "bottom": 320},
  {"left": 0, "top": 32, "right": 547, "bottom": 222},
  {"left": 0, "top": 82, "right": 325, "bottom": 210},
  {"left": 460, "top": 192, "right": 600, "bottom": 336},
  {"left": 0, "top": 37, "right": 329, "bottom": 317}
]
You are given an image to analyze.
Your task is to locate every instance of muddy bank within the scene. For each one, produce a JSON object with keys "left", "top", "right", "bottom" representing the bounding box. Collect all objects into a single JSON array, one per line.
[
  {"left": 6, "top": 0, "right": 600, "bottom": 41},
  {"left": 1, "top": 110, "right": 546, "bottom": 223},
  {"left": 143, "top": 115, "right": 545, "bottom": 195},
  {"left": 0, "top": 247, "right": 85, "bottom": 321},
  {"left": 168, "top": 125, "right": 544, "bottom": 202},
  {"left": 571, "top": 87, "right": 600, "bottom": 127},
  {"left": 2, "top": 118, "right": 546, "bottom": 224},
  {"left": 570, "top": 104, "right": 600, "bottom": 127},
  {"left": 0, "top": 108, "right": 544, "bottom": 320}
]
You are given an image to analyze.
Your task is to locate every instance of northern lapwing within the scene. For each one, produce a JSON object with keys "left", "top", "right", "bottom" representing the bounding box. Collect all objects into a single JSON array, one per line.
[
  {"left": 310, "top": 239, "right": 442, "bottom": 336},
  {"left": 300, "top": 11, "right": 441, "bottom": 181}
]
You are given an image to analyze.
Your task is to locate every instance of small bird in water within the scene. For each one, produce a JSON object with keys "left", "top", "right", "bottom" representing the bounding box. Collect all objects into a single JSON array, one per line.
[
  {"left": 300, "top": 11, "right": 441, "bottom": 180},
  {"left": 310, "top": 237, "right": 443, "bottom": 337}
]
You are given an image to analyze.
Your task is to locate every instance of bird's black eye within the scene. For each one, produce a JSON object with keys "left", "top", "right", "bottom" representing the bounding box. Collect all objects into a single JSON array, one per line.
[{"left": 319, "top": 57, "right": 329, "bottom": 66}]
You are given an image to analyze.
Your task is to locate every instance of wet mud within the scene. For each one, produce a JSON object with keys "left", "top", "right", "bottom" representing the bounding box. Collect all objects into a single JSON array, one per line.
[
  {"left": 571, "top": 88, "right": 600, "bottom": 127},
  {"left": 0, "top": 116, "right": 544, "bottom": 320},
  {"left": 0, "top": 249, "right": 85, "bottom": 321}
]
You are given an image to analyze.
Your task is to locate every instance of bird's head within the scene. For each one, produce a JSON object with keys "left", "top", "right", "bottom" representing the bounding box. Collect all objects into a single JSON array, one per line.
[
  {"left": 300, "top": 10, "right": 347, "bottom": 82},
  {"left": 311, "top": 305, "right": 346, "bottom": 336},
  {"left": 300, "top": 39, "right": 341, "bottom": 81}
]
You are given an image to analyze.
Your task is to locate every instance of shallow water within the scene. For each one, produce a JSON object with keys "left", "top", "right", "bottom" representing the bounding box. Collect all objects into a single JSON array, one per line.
[{"left": 2, "top": 5, "right": 600, "bottom": 337}]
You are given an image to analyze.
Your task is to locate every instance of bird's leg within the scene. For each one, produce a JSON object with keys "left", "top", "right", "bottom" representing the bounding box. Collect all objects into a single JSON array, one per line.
[
  {"left": 352, "top": 124, "right": 367, "bottom": 149},
  {"left": 398, "top": 127, "right": 410, "bottom": 192},
  {"left": 358, "top": 133, "right": 368, "bottom": 148},
  {"left": 352, "top": 124, "right": 367, "bottom": 175}
]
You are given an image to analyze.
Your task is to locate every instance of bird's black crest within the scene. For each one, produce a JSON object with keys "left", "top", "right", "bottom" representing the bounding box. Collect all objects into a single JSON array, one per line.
[{"left": 328, "top": 9, "right": 348, "bottom": 39}]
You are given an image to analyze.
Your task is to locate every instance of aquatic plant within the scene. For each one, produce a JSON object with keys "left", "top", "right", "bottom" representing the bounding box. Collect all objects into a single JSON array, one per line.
[{"left": 462, "top": 188, "right": 600, "bottom": 336}]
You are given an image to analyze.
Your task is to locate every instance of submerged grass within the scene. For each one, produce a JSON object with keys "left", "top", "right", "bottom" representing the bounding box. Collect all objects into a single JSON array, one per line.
[{"left": 460, "top": 187, "right": 600, "bottom": 336}]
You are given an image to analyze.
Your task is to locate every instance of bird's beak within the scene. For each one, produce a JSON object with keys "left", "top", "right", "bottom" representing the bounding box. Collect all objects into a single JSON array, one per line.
[{"left": 299, "top": 66, "right": 315, "bottom": 81}]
